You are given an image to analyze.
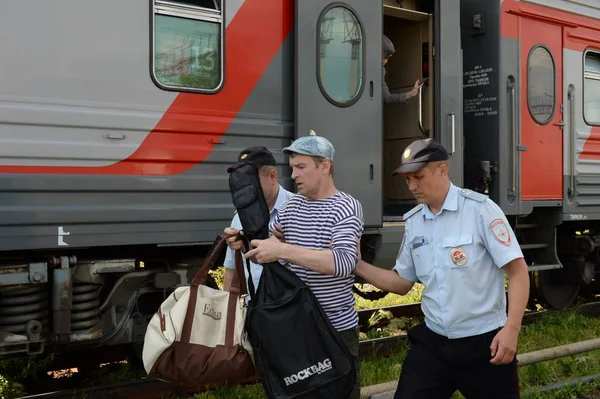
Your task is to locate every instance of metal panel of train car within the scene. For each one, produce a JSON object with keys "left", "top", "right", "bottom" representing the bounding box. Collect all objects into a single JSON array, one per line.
[
  {"left": 0, "top": 0, "right": 294, "bottom": 252},
  {"left": 520, "top": 16, "right": 564, "bottom": 201},
  {"left": 435, "top": 0, "right": 463, "bottom": 187},
  {"left": 294, "top": 0, "right": 383, "bottom": 227},
  {"left": 558, "top": 0, "right": 600, "bottom": 219}
]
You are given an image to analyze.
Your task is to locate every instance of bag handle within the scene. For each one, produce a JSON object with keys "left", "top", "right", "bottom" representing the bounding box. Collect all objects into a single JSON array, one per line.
[
  {"left": 190, "top": 235, "right": 229, "bottom": 287},
  {"left": 181, "top": 235, "right": 248, "bottom": 344}
]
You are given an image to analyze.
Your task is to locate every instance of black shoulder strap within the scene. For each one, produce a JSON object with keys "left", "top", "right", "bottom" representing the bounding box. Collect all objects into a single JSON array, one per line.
[{"left": 239, "top": 233, "right": 256, "bottom": 299}]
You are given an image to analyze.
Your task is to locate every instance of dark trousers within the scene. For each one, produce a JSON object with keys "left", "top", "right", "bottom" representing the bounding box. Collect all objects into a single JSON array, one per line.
[
  {"left": 395, "top": 323, "right": 520, "bottom": 399},
  {"left": 339, "top": 326, "right": 361, "bottom": 399}
]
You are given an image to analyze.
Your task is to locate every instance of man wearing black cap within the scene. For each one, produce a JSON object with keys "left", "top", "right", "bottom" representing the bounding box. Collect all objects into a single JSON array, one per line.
[
  {"left": 354, "top": 138, "right": 530, "bottom": 398},
  {"left": 222, "top": 146, "right": 293, "bottom": 299},
  {"left": 382, "top": 34, "right": 423, "bottom": 104}
]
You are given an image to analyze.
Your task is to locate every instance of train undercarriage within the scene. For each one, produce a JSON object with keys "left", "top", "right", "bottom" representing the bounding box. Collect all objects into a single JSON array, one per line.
[
  {"left": 0, "top": 241, "right": 224, "bottom": 365},
  {"left": 511, "top": 209, "right": 600, "bottom": 310}
]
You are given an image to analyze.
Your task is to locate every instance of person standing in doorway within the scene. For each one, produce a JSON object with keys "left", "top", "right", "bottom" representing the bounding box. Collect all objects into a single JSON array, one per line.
[
  {"left": 383, "top": 34, "right": 423, "bottom": 104},
  {"left": 222, "top": 146, "right": 293, "bottom": 301}
]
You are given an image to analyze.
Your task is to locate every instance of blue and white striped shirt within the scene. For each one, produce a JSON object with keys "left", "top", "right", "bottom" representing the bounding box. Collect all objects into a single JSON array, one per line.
[{"left": 270, "top": 191, "right": 364, "bottom": 331}]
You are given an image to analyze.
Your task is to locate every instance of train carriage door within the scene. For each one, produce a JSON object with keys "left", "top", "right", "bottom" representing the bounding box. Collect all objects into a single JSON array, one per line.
[
  {"left": 295, "top": 0, "right": 383, "bottom": 227},
  {"left": 520, "top": 18, "right": 563, "bottom": 200},
  {"left": 435, "top": 0, "right": 463, "bottom": 187}
]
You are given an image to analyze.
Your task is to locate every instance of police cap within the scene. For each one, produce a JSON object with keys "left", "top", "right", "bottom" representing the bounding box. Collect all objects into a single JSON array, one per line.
[
  {"left": 227, "top": 146, "right": 276, "bottom": 172},
  {"left": 392, "top": 138, "right": 449, "bottom": 175}
]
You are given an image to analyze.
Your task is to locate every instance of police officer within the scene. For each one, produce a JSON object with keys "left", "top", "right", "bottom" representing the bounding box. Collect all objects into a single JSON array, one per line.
[
  {"left": 383, "top": 35, "right": 423, "bottom": 104},
  {"left": 222, "top": 146, "right": 293, "bottom": 300},
  {"left": 355, "top": 138, "right": 530, "bottom": 398}
]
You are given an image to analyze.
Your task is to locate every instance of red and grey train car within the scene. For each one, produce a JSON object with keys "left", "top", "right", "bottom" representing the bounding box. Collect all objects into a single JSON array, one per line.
[{"left": 0, "top": 0, "right": 598, "bottom": 363}]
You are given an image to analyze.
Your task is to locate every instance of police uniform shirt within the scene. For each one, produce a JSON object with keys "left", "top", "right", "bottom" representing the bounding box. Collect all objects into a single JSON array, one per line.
[
  {"left": 393, "top": 183, "right": 524, "bottom": 339},
  {"left": 223, "top": 185, "right": 293, "bottom": 300}
]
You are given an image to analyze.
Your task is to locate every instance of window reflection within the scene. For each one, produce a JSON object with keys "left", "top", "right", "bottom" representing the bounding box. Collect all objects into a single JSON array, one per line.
[
  {"left": 153, "top": 3, "right": 222, "bottom": 92},
  {"left": 527, "top": 46, "right": 555, "bottom": 125},
  {"left": 318, "top": 6, "right": 363, "bottom": 106}
]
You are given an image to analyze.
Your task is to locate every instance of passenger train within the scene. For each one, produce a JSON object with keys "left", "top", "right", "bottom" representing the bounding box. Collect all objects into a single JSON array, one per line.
[{"left": 0, "top": 0, "right": 599, "bottom": 364}]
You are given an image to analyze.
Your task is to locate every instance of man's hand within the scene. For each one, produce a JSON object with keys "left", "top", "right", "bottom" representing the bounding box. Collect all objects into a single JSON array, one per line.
[
  {"left": 224, "top": 227, "right": 245, "bottom": 251},
  {"left": 407, "top": 79, "right": 424, "bottom": 99},
  {"left": 490, "top": 324, "right": 519, "bottom": 365},
  {"left": 244, "top": 236, "right": 284, "bottom": 264}
]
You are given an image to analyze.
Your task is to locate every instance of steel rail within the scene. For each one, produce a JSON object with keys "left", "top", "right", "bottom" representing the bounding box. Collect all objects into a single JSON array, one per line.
[{"left": 18, "top": 377, "right": 260, "bottom": 399}]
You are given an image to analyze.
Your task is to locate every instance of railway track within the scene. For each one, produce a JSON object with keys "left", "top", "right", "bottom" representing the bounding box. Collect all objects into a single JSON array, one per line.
[
  {"left": 19, "top": 378, "right": 179, "bottom": 399},
  {"left": 19, "top": 300, "right": 600, "bottom": 399}
]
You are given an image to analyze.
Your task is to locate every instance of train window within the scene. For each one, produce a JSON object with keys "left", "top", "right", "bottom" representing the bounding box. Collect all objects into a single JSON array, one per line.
[
  {"left": 584, "top": 51, "right": 600, "bottom": 125},
  {"left": 152, "top": 0, "right": 223, "bottom": 93},
  {"left": 527, "top": 46, "right": 555, "bottom": 125},
  {"left": 317, "top": 5, "right": 364, "bottom": 107}
]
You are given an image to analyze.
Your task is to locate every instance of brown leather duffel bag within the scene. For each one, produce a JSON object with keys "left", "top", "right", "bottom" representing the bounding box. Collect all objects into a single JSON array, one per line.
[{"left": 142, "top": 236, "right": 257, "bottom": 390}]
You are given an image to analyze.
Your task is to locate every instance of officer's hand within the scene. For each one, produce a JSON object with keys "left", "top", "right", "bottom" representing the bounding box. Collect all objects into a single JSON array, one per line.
[
  {"left": 489, "top": 325, "right": 519, "bottom": 365},
  {"left": 272, "top": 224, "right": 285, "bottom": 242},
  {"left": 224, "top": 227, "right": 244, "bottom": 251}
]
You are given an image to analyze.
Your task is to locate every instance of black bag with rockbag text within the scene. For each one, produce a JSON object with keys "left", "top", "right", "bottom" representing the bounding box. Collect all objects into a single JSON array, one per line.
[{"left": 227, "top": 161, "right": 356, "bottom": 399}]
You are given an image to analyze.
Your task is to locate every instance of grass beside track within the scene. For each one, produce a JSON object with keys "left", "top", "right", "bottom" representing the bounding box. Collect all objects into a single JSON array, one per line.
[
  {"left": 354, "top": 283, "right": 424, "bottom": 310},
  {"left": 190, "top": 305, "right": 600, "bottom": 399}
]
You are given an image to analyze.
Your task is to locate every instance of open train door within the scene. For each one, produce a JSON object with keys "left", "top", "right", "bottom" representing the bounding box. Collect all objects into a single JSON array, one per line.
[
  {"left": 435, "top": 0, "right": 463, "bottom": 187},
  {"left": 295, "top": 0, "right": 383, "bottom": 227}
]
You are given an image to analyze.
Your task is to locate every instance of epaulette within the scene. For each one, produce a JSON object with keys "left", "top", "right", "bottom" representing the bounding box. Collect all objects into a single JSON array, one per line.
[
  {"left": 459, "top": 188, "right": 488, "bottom": 202},
  {"left": 403, "top": 204, "right": 424, "bottom": 220}
]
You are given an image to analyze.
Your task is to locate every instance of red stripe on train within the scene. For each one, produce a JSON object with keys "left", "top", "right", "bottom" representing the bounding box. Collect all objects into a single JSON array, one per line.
[{"left": 0, "top": 0, "right": 294, "bottom": 175}]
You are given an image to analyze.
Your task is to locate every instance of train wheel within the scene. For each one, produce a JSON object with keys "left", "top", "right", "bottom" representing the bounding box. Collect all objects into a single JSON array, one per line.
[{"left": 532, "top": 269, "right": 581, "bottom": 309}]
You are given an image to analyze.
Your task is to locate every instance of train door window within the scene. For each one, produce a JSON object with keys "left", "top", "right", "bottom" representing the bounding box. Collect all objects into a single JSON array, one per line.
[
  {"left": 527, "top": 45, "right": 555, "bottom": 125},
  {"left": 152, "top": 0, "right": 223, "bottom": 93},
  {"left": 584, "top": 50, "right": 600, "bottom": 125},
  {"left": 317, "top": 5, "right": 364, "bottom": 107}
]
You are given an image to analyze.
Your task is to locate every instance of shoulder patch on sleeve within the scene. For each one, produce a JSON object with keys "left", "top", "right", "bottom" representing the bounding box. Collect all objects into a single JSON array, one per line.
[
  {"left": 403, "top": 204, "right": 424, "bottom": 220},
  {"left": 459, "top": 188, "right": 488, "bottom": 202},
  {"left": 489, "top": 218, "right": 511, "bottom": 246}
]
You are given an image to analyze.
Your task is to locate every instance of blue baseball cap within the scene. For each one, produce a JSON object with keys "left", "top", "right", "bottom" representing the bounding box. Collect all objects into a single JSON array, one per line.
[{"left": 282, "top": 130, "right": 335, "bottom": 160}]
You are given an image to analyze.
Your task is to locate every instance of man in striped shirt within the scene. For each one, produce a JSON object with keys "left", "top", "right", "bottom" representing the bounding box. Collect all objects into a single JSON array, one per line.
[{"left": 244, "top": 132, "right": 364, "bottom": 399}]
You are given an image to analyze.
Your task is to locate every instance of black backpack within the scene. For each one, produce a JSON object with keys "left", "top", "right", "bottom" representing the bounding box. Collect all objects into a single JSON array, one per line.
[{"left": 227, "top": 161, "right": 356, "bottom": 399}]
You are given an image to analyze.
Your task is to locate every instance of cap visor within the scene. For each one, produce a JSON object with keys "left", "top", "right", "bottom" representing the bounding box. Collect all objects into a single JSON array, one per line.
[
  {"left": 392, "top": 162, "right": 427, "bottom": 175},
  {"left": 282, "top": 147, "right": 313, "bottom": 156}
]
